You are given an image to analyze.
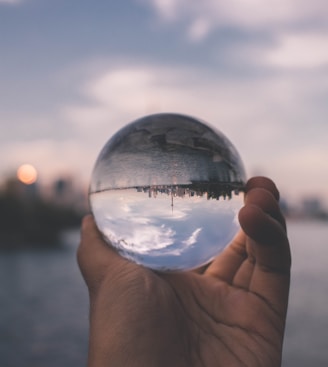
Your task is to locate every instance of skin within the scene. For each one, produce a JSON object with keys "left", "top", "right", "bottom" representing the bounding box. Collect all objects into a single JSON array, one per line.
[{"left": 77, "top": 177, "right": 291, "bottom": 367}]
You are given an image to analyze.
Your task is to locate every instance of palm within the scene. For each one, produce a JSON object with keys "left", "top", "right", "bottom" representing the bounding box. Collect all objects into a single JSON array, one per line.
[
  {"left": 112, "top": 233, "right": 287, "bottom": 367},
  {"left": 152, "top": 275, "right": 281, "bottom": 367}
]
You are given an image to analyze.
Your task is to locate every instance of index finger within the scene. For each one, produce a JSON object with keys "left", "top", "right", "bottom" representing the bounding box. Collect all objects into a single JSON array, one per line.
[{"left": 239, "top": 186, "right": 291, "bottom": 316}]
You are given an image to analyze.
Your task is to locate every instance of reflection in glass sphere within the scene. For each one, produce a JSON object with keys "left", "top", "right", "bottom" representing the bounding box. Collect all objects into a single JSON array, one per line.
[{"left": 89, "top": 113, "right": 246, "bottom": 271}]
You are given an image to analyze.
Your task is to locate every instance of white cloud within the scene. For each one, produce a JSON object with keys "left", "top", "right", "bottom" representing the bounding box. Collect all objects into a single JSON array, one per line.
[
  {"left": 263, "top": 32, "right": 328, "bottom": 69},
  {"left": 146, "top": 0, "right": 182, "bottom": 20},
  {"left": 187, "top": 18, "right": 212, "bottom": 42},
  {"left": 64, "top": 66, "right": 208, "bottom": 134},
  {"left": 145, "top": 0, "right": 328, "bottom": 30},
  {"left": 64, "top": 63, "right": 326, "bottom": 142},
  {"left": 143, "top": 0, "right": 328, "bottom": 76},
  {"left": 182, "top": 228, "right": 202, "bottom": 246},
  {"left": 143, "top": 0, "right": 328, "bottom": 72},
  {"left": 213, "top": 28, "right": 328, "bottom": 74}
]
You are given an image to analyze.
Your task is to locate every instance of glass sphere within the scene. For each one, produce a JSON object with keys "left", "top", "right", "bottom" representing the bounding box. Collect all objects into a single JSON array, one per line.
[{"left": 89, "top": 113, "right": 246, "bottom": 271}]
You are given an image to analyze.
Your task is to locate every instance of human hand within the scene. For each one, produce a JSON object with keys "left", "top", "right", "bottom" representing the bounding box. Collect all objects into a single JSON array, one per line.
[{"left": 78, "top": 177, "right": 291, "bottom": 367}]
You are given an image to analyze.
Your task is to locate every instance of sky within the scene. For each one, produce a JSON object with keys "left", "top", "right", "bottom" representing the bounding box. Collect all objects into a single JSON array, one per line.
[{"left": 1, "top": 0, "right": 328, "bottom": 206}]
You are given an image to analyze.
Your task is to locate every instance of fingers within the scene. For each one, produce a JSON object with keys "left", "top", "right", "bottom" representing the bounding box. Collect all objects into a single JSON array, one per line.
[
  {"left": 244, "top": 185, "right": 286, "bottom": 231},
  {"left": 245, "top": 176, "right": 280, "bottom": 201},
  {"left": 77, "top": 215, "right": 126, "bottom": 292},
  {"left": 205, "top": 177, "right": 285, "bottom": 284},
  {"left": 238, "top": 180, "right": 291, "bottom": 314},
  {"left": 205, "top": 176, "right": 291, "bottom": 316},
  {"left": 239, "top": 187, "right": 290, "bottom": 271}
]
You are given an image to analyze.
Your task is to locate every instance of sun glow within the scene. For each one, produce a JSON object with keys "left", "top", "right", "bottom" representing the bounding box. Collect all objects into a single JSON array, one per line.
[{"left": 17, "top": 164, "right": 38, "bottom": 185}]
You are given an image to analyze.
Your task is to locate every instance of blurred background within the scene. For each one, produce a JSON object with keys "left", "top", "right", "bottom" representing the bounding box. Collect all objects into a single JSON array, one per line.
[{"left": 0, "top": 1, "right": 327, "bottom": 366}]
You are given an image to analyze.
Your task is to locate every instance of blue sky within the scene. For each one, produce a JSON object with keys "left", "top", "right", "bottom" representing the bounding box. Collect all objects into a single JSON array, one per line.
[{"left": 1, "top": 0, "right": 328, "bottom": 205}]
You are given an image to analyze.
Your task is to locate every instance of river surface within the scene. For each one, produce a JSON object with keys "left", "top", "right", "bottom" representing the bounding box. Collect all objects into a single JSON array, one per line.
[{"left": 0, "top": 221, "right": 327, "bottom": 366}]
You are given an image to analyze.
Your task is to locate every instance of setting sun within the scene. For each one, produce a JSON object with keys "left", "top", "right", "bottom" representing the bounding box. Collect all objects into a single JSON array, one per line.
[{"left": 17, "top": 164, "right": 38, "bottom": 185}]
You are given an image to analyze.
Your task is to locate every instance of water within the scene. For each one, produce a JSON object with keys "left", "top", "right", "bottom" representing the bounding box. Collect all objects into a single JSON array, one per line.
[
  {"left": 0, "top": 233, "right": 89, "bottom": 367},
  {"left": 0, "top": 221, "right": 327, "bottom": 366},
  {"left": 90, "top": 187, "right": 244, "bottom": 271},
  {"left": 282, "top": 220, "right": 328, "bottom": 366}
]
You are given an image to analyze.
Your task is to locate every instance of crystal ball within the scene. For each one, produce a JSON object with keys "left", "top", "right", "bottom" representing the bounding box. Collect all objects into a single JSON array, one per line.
[{"left": 89, "top": 113, "right": 246, "bottom": 271}]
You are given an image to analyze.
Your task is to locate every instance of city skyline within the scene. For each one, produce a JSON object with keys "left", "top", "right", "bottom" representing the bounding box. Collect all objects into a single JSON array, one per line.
[
  {"left": 91, "top": 182, "right": 244, "bottom": 200},
  {"left": 1, "top": 0, "right": 328, "bottom": 205},
  {"left": 2, "top": 170, "right": 328, "bottom": 219}
]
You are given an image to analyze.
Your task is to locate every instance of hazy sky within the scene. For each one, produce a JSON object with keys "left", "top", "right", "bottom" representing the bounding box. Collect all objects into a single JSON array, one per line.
[{"left": 1, "top": 0, "right": 328, "bottom": 204}]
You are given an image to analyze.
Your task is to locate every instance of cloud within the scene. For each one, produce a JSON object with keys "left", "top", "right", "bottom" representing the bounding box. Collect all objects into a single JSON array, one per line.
[
  {"left": 62, "top": 62, "right": 328, "bottom": 202},
  {"left": 2, "top": 60, "right": 327, "bottom": 203},
  {"left": 144, "top": 0, "right": 328, "bottom": 33},
  {"left": 63, "top": 65, "right": 209, "bottom": 135},
  {"left": 64, "top": 63, "right": 324, "bottom": 143},
  {"left": 144, "top": 0, "right": 181, "bottom": 20},
  {"left": 263, "top": 32, "right": 328, "bottom": 69},
  {"left": 0, "top": 0, "right": 21, "bottom": 4},
  {"left": 182, "top": 228, "right": 202, "bottom": 246},
  {"left": 142, "top": 0, "right": 328, "bottom": 72},
  {"left": 187, "top": 17, "right": 213, "bottom": 42}
]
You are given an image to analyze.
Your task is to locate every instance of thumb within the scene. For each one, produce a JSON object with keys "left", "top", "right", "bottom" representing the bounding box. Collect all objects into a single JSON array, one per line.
[{"left": 77, "top": 215, "right": 129, "bottom": 292}]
